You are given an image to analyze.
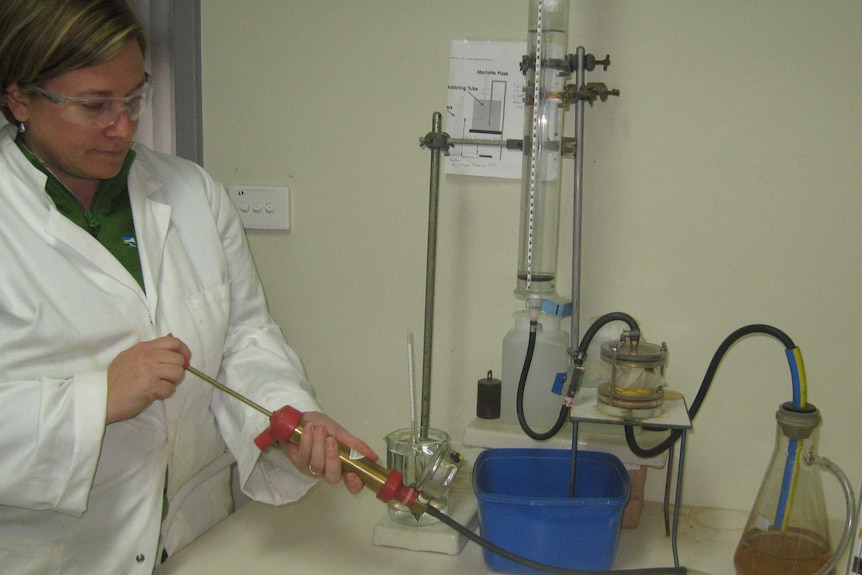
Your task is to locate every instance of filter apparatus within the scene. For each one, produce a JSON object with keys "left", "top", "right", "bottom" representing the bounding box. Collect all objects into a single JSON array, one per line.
[{"left": 596, "top": 331, "right": 668, "bottom": 420}]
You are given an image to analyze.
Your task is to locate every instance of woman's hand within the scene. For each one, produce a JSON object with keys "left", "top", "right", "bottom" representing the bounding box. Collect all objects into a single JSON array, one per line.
[
  {"left": 280, "top": 411, "right": 377, "bottom": 493},
  {"left": 105, "top": 335, "right": 191, "bottom": 424}
]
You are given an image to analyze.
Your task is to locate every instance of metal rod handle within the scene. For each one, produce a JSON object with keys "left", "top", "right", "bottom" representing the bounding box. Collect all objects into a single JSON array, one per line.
[
  {"left": 420, "top": 112, "right": 443, "bottom": 437},
  {"left": 185, "top": 364, "right": 271, "bottom": 417}
]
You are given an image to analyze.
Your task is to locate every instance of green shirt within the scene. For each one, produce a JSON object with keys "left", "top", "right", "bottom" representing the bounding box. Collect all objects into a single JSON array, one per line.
[{"left": 16, "top": 140, "right": 145, "bottom": 292}]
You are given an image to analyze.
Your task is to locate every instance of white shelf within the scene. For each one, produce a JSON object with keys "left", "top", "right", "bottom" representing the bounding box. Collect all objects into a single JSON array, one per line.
[{"left": 462, "top": 414, "right": 668, "bottom": 469}]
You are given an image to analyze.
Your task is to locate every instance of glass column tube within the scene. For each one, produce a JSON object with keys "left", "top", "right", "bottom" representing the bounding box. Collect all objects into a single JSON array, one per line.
[{"left": 516, "top": 0, "right": 570, "bottom": 297}]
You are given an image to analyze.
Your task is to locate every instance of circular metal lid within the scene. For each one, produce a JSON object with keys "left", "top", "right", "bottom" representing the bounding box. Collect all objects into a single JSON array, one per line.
[{"left": 600, "top": 339, "right": 667, "bottom": 368}]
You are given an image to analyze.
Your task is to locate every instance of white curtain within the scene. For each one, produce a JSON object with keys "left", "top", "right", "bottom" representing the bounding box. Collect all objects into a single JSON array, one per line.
[
  {"left": 0, "top": 0, "right": 178, "bottom": 153},
  {"left": 132, "top": 0, "right": 176, "bottom": 155}
]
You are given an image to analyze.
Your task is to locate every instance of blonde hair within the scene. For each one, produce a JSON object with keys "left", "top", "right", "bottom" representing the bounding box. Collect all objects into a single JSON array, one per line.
[{"left": 0, "top": 0, "right": 147, "bottom": 125}]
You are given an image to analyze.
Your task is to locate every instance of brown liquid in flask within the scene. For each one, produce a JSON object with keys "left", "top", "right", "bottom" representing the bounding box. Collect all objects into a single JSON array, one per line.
[
  {"left": 734, "top": 527, "right": 831, "bottom": 575},
  {"left": 733, "top": 403, "right": 833, "bottom": 575}
]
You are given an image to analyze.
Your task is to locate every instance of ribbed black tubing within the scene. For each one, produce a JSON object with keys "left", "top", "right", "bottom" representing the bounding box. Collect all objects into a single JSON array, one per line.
[{"left": 625, "top": 324, "right": 796, "bottom": 458}]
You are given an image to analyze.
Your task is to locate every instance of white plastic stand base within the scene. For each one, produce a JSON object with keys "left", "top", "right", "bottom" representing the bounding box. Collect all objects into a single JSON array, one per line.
[{"left": 372, "top": 489, "right": 479, "bottom": 555}]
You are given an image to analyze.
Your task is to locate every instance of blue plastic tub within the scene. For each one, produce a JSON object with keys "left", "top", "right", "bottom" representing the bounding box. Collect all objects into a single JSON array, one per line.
[{"left": 473, "top": 448, "right": 630, "bottom": 574}]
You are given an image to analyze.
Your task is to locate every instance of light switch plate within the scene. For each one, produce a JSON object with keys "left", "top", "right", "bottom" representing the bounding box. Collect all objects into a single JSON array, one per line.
[{"left": 227, "top": 184, "right": 290, "bottom": 230}]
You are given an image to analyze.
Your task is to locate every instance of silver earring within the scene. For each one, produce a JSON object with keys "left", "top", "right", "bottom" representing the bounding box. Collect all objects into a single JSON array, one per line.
[{"left": 18, "top": 123, "right": 26, "bottom": 133}]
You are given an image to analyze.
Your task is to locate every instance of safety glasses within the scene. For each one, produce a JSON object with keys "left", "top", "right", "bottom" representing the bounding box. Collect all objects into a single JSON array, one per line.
[{"left": 31, "top": 73, "right": 152, "bottom": 129}]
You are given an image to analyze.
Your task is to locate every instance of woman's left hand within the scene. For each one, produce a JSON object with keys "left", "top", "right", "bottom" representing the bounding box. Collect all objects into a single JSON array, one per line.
[{"left": 280, "top": 411, "right": 378, "bottom": 494}]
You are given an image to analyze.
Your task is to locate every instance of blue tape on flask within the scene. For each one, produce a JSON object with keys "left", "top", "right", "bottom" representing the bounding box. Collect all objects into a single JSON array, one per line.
[
  {"left": 551, "top": 372, "right": 568, "bottom": 395},
  {"left": 541, "top": 298, "right": 573, "bottom": 318}
]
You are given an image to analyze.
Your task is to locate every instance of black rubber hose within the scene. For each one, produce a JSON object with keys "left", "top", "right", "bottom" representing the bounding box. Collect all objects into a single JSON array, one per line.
[
  {"left": 517, "top": 321, "right": 569, "bottom": 440},
  {"left": 577, "top": 312, "right": 640, "bottom": 355},
  {"left": 516, "top": 312, "right": 641, "bottom": 441},
  {"left": 624, "top": 323, "right": 796, "bottom": 458},
  {"left": 425, "top": 505, "right": 686, "bottom": 575}
]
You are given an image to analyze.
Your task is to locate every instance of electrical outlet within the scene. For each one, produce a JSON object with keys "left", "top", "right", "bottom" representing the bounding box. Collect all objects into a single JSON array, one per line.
[{"left": 228, "top": 185, "right": 290, "bottom": 230}]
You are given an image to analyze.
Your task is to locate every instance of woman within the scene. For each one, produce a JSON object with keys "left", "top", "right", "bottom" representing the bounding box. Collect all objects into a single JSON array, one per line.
[{"left": 0, "top": 1, "right": 375, "bottom": 572}]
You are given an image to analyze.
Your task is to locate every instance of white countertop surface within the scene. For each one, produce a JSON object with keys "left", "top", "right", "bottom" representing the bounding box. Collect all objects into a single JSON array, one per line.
[{"left": 154, "top": 481, "right": 798, "bottom": 575}]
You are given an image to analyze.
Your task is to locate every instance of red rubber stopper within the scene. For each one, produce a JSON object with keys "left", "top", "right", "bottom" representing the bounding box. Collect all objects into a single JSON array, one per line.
[
  {"left": 254, "top": 405, "right": 303, "bottom": 451},
  {"left": 376, "top": 469, "right": 405, "bottom": 503},
  {"left": 376, "top": 469, "right": 418, "bottom": 508}
]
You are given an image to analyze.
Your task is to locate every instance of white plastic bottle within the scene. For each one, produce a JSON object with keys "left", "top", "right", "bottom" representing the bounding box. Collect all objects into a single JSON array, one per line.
[{"left": 500, "top": 310, "right": 570, "bottom": 428}]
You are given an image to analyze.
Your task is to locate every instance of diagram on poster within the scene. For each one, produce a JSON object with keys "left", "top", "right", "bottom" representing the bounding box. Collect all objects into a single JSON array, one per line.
[{"left": 445, "top": 40, "right": 527, "bottom": 179}]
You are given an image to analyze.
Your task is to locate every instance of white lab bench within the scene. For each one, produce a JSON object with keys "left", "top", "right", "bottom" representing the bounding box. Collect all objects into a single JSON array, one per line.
[{"left": 156, "top": 481, "right": 765, "bottom": 575}]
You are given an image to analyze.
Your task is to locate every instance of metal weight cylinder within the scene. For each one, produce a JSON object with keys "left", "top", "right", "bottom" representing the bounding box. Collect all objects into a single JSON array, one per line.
[{"left": 477, "top": 370, "right": 502, "bottom": 419}]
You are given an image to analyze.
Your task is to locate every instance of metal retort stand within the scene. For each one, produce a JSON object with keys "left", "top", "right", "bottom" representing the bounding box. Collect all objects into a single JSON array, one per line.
[{"left": 568, "top": 388, "right": 693, "bottom": 569}]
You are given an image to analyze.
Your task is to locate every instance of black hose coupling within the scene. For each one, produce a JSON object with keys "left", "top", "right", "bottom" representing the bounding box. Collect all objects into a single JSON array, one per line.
[{"left": 564, "top": 348, "right": 588, "bottom": 401}]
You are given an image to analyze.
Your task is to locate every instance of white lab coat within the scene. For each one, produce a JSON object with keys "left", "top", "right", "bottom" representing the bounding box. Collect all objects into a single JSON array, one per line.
[{"left": 0, "top": 124, "right": 320, "bottom": 574}]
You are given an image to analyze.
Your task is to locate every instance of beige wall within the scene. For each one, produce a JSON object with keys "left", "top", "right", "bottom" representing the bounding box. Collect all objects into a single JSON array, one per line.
[{"left": 201, "top": 1, "right": 862, "bottom": 517}]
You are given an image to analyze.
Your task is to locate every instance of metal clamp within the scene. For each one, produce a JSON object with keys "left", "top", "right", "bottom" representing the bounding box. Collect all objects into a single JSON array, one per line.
[
  {"left": 419, "top": 130, "right": 453, "bottom": 153},
  {"left": 566, "top": 82, "right": 621, "bottom": 106}
]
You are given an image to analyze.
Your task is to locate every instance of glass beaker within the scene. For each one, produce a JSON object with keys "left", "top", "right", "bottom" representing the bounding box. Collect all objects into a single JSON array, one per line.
[
  {"left": 385, "top": 428, "right": 454, "bottom": 526},
  {"left": 734, "top": 403, "right": 832, "bottom": 575}
]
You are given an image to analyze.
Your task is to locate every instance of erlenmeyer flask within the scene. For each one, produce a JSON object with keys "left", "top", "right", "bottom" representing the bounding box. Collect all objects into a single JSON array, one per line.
[{"left": 734, "top": 403, "right": 832, "bottom": 575}]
